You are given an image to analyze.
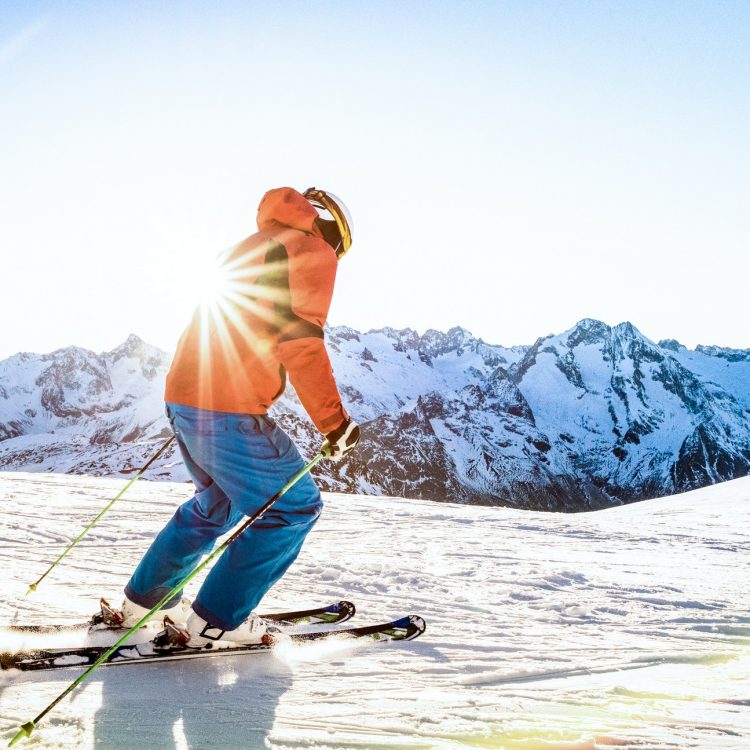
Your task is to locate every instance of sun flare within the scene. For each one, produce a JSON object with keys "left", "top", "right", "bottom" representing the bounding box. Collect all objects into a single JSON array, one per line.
[{"left": 197, "top": 257, "right": 232, "bottom": 308}]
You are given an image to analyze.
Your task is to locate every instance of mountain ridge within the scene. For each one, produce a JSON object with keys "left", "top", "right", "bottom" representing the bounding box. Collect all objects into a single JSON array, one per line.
[{"left": 0, "top": 320, "right": 748, "bottom": 511}]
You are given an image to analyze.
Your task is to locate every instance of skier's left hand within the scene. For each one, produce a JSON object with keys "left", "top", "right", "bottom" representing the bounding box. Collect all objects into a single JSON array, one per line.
[{"left": 321, "top": 418, "right": 361, "bottom": 459}]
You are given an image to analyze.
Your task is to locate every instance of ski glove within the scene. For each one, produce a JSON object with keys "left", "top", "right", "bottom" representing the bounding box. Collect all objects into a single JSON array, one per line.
[{"left": 321, "top": 418, "right": 361, "bottom": 459}]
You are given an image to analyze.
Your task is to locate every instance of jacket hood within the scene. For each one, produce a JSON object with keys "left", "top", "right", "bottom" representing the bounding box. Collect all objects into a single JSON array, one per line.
[{"left": 256, "top": 187, "right": 322, "bottom": 236}]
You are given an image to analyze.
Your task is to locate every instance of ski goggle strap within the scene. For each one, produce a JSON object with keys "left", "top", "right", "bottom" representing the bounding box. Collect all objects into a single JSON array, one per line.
[{"left": 304, "top": 188, "right": 353, "bottom": 259}]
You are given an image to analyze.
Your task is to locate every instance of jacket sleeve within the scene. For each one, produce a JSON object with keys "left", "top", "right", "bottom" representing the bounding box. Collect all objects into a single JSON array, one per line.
[{"left": 276, "top": 238, "right": 349, "bottom": 434}]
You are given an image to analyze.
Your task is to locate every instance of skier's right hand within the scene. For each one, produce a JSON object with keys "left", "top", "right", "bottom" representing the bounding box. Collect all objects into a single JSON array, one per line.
[{"left": 321, "top": 418, "right": 361, "bottom": 459}]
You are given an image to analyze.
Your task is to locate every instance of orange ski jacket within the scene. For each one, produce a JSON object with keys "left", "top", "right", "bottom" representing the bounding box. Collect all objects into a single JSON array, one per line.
[{"left": 164, "top": 187, "right": 349, "bottom": 434}]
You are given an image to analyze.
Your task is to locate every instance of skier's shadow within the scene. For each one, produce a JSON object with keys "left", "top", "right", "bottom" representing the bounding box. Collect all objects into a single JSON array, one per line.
[{"left": 92, "top": 652, "right": 292, "bottom": 750}]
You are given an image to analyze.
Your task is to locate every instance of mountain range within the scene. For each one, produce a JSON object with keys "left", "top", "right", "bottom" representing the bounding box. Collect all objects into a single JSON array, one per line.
[{"left": 0, "top": 320, "right": 748, "bottom": 511}]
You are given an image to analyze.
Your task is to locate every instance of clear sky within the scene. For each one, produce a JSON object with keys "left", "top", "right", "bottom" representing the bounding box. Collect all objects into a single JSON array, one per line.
[{"left": 1, "top": 0, "right": 748, "bottom": 360}]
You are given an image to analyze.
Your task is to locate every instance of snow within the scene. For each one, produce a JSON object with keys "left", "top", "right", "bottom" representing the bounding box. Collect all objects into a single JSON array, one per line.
[{"left": 1, "top": 471, "right": 748, "bottom": 748}]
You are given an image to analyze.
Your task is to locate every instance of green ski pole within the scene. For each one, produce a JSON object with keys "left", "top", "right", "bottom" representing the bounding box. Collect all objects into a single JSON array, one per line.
[
  {"left": 26, "top": 435, "right": 175, "bottom": 597},
  {"left": 9, "top": 451, "right": 325, "bottom": 747}
]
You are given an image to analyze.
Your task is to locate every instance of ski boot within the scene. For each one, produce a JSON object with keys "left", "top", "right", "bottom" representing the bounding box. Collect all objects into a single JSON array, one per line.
[
  {"left": 90, "top": 596, "right": 192, "bottom": 630},
  {"left": 153, "top": 610, "right": 278, "bottom": 651}
]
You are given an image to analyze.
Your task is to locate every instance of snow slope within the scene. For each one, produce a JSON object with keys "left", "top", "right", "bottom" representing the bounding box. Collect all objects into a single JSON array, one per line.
[{"left": 1, "top": 472, "right": 747, "bottom": 749}]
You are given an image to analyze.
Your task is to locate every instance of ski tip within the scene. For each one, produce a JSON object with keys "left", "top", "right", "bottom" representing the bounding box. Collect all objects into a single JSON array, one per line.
[
  {"left": 337, "top": 601, "right": 356, "bottom": 619},
  {"left": 410, "top": 615, "right": 426, "bottom": 631},
  {"left": 8, "top": 721, "right": 35, "bottom": 746},
  {"left": 391, "top": 615, "right": 426, "bottom": 640}
]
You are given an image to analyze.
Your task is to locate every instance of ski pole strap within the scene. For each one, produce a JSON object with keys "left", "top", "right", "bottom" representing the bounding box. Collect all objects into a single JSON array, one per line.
[
  {"left": 10, "top": 451, "right": 324, "bottom": 746},
  {"left": 25, "top": 435, "right": 175, "bottom": 597}
]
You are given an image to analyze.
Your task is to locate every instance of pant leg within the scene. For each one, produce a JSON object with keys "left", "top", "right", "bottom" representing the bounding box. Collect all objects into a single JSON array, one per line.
[
  {"left": 169, "top": 406, "right": 323, "bottom": 631},
  {"left": 124, "top": 415, "right": 243, "bottom": 609}
]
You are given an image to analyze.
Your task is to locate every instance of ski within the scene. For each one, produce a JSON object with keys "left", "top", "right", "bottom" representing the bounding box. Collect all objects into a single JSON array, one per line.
[
  {"left": 2, "top": 615, "right": 425, "bottom": 672},
  {"left": 0, "top": 599, "right": 355, "bottom": 634}
]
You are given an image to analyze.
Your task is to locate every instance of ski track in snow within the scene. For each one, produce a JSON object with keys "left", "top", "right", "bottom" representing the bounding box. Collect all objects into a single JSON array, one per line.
[{"left": 0, "top": 471, "right": 748, "bottom": 749}]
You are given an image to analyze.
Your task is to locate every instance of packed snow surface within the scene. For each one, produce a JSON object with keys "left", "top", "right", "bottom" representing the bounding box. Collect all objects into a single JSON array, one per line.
[{"left": 0, "top": 472, "right": 748, "bottom": 749}]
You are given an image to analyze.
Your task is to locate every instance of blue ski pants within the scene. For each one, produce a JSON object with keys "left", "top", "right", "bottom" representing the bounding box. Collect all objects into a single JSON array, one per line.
[{"left": 125, "top": 403, "right": 323, "bottom": 630}]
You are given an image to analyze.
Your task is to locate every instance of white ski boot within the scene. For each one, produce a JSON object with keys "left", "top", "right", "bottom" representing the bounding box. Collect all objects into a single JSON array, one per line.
[
  {"left": 154, "top": 610, "right": 274, "bottom": 650},
  {"left": 92, "top": 596, "right": 192, "bottom": 630}
]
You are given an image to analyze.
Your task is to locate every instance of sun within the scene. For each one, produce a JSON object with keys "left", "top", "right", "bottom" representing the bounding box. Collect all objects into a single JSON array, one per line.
[
  {"left": 175, "top": 242, "right": 294, "bottom": 366},
  {"left": 173, "top": 251, "right": 233, "bottom": 316},
  {"left": 198, "top": 257, "right": 231, "bottom": 308}
]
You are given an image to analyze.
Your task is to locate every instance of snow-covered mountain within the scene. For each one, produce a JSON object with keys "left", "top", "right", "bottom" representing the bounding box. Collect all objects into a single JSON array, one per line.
[
  {"left": 0, "top": 335, "right": 172, "bottom": 475},
  {"left": 0, "top": 321, "right": 748, "bottom": 511},
  {"left": 511, "top": 320, "right": 750, "bottom": 504}
]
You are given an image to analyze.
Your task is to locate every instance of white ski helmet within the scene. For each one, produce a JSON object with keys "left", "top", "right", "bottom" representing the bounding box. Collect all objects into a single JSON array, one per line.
[{"left": 303, "top": 187, "right": 353, "bottom": 259}]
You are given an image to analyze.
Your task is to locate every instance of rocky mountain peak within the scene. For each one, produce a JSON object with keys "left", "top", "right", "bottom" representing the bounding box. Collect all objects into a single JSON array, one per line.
[
  {"left": 659, "top": 339, "right": 686, "bottom": 353},
  {"left": 612, "top": 321, "right": 642, "bottom": 340},
  {"left": 327, "top": 326, "right": 361, "bottom": 344},
  {"left": 38, "top": 346, "right": 107, "bottom": 383},
  {"left": 106, "top": 336, "right": 170, "bottom": 380},
  {"left": 695, "top": 344, "right": 750, "bottom": 363},
  {"left": 419, "top": 326, "right": 479, "bottom": 358},
  {"left": 366, "top": 327, "right": 421, "bottom": 351},
  {"left": 565, "top": 319, "right": 649, "bottom": 353},
  {"left": 567, "top": 318, "right": 611, "bottom": 347},
  {"left": 33, "top": 347, "right": 112, "bottom": 419},
  {"left": 108, "top": 333, "right": 146, "bottom": 361},
  {"left": 45, "top": 343, "right": 95, "bottom": 362},
  {"left": 445, "top": 325, "right": 474, "bottom": 340}
]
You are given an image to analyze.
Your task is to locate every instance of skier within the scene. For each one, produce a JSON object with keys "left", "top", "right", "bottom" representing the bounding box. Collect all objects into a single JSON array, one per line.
[{"left": 110, "top": 187, "right": 360, "bottom": 647}]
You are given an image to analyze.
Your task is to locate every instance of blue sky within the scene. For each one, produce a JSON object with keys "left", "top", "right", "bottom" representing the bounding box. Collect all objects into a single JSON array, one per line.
[{"left": 1, "top": 1, "right": 748, "bottom": 358}]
